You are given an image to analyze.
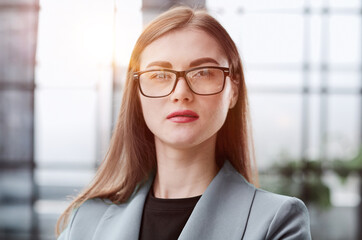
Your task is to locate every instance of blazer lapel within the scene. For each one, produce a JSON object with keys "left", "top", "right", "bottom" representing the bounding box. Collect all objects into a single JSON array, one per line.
[
  {"left": 90, "top": 161, "right": 255, "bottom": 240},
  {"left": 178, "top": 161, "right": 256, "bottom": 240},
  {"left": 92, "top": 177, "right": 153, "bottom": 240}
]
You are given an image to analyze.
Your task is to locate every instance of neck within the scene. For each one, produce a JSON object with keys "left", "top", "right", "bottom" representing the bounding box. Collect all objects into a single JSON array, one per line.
[{"left": 152, "top": 135, "right": 219, "bottom": 199}]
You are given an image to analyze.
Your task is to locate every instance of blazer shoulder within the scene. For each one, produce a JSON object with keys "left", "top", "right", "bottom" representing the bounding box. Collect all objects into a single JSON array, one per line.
[
  {"left": 245, "top": 189, "right": 311, "bottom": 240},
  {"left": 58, "top": 198, "right": 114, "bottom": 240},
  {"left": 77, "top": 198, "right": 113, "bottom": 219},
  {"left": 254, "top": 188, "right": 297, "bottom": 206}
]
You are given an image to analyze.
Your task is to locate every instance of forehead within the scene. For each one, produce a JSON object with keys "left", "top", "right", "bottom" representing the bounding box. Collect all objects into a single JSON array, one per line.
[{"left": 139, "top": 28, "right": 227, "bottom": 70}]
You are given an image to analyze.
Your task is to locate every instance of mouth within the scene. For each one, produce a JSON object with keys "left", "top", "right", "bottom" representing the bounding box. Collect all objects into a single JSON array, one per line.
[{"left": 167, "top": 110, "right": 199, "bottom": 123}]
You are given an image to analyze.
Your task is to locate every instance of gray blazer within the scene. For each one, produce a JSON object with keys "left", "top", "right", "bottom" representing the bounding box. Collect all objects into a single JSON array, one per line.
[{"left": 58, "top": 161, "right": 311, "bottom": 239}]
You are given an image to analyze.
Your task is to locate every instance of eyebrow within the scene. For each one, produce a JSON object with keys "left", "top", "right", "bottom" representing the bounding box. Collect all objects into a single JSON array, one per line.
[
  {"left": 189, "top": 57, "right": 220, "bottom": 67},
  {"left": 145, "top": 57, "right": 220, "bottom": 69},
  {"left": 146, "top": 61, "right": 172, "bottom": 69}
]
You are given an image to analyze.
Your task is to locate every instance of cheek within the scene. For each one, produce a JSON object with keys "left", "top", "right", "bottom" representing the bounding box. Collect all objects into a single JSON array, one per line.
[
  {"left": 201, "top": 94, "right": 230, "bottom": 129},
  {"left": 139, "top": 96, "right": 163, "bottom": 130},
  {"left": 215, "top": 97, "right": 231, "bottom": 123},
  {"left": 211, "top": 83, "right": 234, "bottom": 124},
  {"left": 219, "top": 82, "right": 234, "bottom": 112},
  {"left": 140, "top": 98, "right": 152, "bottom": 123}
]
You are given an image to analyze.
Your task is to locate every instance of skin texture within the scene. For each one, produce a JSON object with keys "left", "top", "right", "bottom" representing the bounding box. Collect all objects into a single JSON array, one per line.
[{"left": 139, "top": 28, "right": 238, "bottom": 198}]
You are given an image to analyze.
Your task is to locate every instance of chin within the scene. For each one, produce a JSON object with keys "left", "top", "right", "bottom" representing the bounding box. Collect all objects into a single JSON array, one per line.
[
  {"left": 162, "top": 132, "right": 217, "bottom": 150},
  {"left": 168, "top": 137, "right": 201, "bottom": 148}
]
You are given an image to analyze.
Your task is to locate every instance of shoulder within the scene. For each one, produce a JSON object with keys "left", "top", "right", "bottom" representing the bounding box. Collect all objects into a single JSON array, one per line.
[
  {"left": 58, "top": 198, "right": 115, "bottom": 240},
  {"left": 245, "top": 188, "right": 311, "bottom": 239},
  {"left": 253, "top": 189, "right": 310, "bottom": 226},
  {"left": 78, "top": 198, "right": 113, "bottom": 213},
  {"left": 253, "top": 188, "right": 306, "bottom": 210},
  {"left": 74, "top": 198, "right": 113, "bottom": 223}
]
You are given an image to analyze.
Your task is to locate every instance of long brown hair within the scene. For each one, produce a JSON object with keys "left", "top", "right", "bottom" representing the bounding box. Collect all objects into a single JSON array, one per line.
[{"left": 56, "top": 6, "right": 257, "bottom": 235}]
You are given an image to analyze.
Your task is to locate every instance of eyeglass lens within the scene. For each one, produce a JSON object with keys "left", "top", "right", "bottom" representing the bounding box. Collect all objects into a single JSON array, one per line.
[{"left": 139, "top": 67, "right": 225, "bottom": 97}]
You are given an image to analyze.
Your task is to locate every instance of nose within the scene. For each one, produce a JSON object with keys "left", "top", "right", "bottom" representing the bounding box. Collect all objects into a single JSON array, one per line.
[{"left": 170, "top": 77, "right": 194, "bottom": 102}]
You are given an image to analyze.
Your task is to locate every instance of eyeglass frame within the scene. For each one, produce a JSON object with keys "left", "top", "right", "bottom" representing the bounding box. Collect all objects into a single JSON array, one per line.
[{"left": 133, "top": 66, "right": 230, "bottom": 98}]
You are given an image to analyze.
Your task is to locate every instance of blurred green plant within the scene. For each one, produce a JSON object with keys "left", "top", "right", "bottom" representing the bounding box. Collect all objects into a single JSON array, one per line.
[
  {"left": 260, "top": 146, "right": 362, "bottom": 209},
  {"left": 333, "top": 147, "right": 362, "bottom": 183}
]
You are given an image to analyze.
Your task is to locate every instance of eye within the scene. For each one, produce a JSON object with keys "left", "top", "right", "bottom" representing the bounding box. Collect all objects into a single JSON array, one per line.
[
  {"left": 149, "top": 71, "right": 173, "bottom": 80},
  {"left": 194, "top": 69, "right": 210, "bottom": 77},
  {"left": 190, "top": 68, "right": 216, "bottom": 79}
]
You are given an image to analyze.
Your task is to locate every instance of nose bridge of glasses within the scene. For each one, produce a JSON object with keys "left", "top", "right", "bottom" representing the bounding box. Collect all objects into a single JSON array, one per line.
[
  {"left": 174, "top": 70, "right": 187, "bottom": 80},
  {"left": 172, "top": 70, "right": 192, "bottom": 93}
]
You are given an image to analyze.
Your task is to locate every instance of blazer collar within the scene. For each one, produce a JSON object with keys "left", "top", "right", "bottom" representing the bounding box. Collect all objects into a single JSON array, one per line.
[
  {"left": 178, "top": 161, "right": 256, "bottom": 239},
  {"left": 93, "top": 161, "right": 256, "bottom": 240},
  {"left": 92, "top": 177, "right": 153, "bottom": 239}
]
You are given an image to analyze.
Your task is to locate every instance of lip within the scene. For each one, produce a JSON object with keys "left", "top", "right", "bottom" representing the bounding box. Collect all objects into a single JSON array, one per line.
[{"left": 167, "top": 110, "right": 199, "bottom": 123}]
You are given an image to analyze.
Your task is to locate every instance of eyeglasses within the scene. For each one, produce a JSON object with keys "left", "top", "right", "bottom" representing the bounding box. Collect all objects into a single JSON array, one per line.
[{"left": 133, "top": 66, "right": 230, "bottom": 98}]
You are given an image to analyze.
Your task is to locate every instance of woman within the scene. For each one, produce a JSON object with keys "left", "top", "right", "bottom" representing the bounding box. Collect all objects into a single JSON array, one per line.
[{"left": 57, "top": 6, "right": 311, "bottom": 240}]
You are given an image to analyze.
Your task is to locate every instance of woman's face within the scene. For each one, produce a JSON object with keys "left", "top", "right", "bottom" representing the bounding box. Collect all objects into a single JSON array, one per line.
[{"left": 138, "top": 28, "right": 238, "bottom": 150}]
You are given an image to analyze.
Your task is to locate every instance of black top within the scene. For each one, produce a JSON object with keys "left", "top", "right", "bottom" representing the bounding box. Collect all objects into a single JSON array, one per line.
[{"left": 139, "top": 189, "right": 201, "bottom": 240}]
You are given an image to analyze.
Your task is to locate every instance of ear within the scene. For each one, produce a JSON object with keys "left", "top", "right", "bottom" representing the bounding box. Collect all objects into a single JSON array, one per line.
[{"left": 229, "top": 77, "right": 239, "bottom": 109}]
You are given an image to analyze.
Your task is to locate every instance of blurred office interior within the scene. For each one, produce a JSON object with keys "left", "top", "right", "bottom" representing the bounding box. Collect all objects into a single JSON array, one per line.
[{"left": 0, "top": 0, "right": 361, "bottom": 239}]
